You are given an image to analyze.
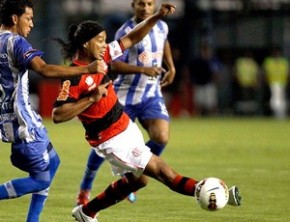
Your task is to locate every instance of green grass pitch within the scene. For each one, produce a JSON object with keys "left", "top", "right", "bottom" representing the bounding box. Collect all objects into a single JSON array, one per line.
[{"left": 0, "top": 117, "right": 290, "bottom": 221}]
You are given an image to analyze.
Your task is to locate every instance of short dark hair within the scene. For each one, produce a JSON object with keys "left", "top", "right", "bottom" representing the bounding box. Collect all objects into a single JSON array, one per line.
[{"left": 0, "top": 0, "right": 33, "bottom": 27}]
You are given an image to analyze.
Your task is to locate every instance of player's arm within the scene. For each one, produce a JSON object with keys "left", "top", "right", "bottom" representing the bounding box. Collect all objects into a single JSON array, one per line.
[
  {"left": 119, "top": 3, "right": 176, "bottom": 50},
  {"left": 160, "top": 40, "right": 176, "bottom": 87},
  {"left": 110, "top": 61, "right": 165, "bottom": 77},
  {"left": 52, "top": 81, "right": 111, "bottom": 123},
  {"left": 29, "top": 56, "right": 106, "bottom": 78},
  {"left": 52, "top": 97, "right": 95, "bottom": 123}
]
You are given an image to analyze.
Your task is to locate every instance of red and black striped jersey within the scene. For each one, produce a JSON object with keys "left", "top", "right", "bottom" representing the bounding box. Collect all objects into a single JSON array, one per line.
[{"left": 54, "top": 40, "right": 130, "bottom": 146}]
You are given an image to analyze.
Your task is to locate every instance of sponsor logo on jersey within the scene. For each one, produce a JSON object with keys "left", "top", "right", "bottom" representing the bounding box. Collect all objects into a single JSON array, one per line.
[
  {"left": 138, "top": 51, "right": 163, "bottom": 66},
  {"left": 57, "top": 80, "right": 71, "bottom": 101},
  {"left": 23, "top": 49, "right": 37, "bottom": 58},
  {"left": 85, "top": 76, "right": 96, "bottom": 91}
]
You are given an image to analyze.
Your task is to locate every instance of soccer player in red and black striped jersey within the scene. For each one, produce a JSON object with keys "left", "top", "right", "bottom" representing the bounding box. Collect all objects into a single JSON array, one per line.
[
  {"left": 76, "top": 0, "right": 176, "bottom": 205},
  {"left": 52, "top": 3, "right": 240, "bottom": 222}
]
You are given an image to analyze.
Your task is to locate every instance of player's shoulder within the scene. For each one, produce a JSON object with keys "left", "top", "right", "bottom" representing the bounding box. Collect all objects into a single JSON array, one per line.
[
  {"left": 60, "top": 68, "right": 82, "bottom": 86},
  {"left": 158, "top": 19, "right": 168, "bottom": 26},
  {"left": 156, "top": 20, "right": 169, "bottom": 31},
  {"left": 4, "top": 33, "right": 30, "bottom": 48},
  {"left": 63, "top": 62, "right": 86, "bottom": 86},
  {"left": 116, "top": 18, "right": 135, "bottom": 33},
  {"left": 10, "top": 33, "right": 28, "bottom": 43}
]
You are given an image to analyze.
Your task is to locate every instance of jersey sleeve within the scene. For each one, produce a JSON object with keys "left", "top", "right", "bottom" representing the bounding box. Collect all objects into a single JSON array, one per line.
[
  {"left": 13, "top": 36, "right": 44, "bottom": 68},
  {"left": 113, "top": 26, "right": 132, "bottom": 63},
  {"left": 105, "top": 40, "right": 124, "bottom": 62},
  {"left": 161, "top": 20, "right": 169, "bottom": 37}
]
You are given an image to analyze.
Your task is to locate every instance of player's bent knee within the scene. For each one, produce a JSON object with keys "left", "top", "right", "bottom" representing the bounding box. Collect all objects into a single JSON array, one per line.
[
  {"left": 136, "top": 176, "right": 149, "bottom": 188},
  {"left": 152, "top": 134, "right": 169, "bottom": 145},
  {"left": 36, "top": 180, "right": 50, "bottom": 191},
  {"left": 28, "top": 178, "right": 51, "bottom": 192},
  {"left": 127, "top": 174, "right": 149, "bottom": 189}
]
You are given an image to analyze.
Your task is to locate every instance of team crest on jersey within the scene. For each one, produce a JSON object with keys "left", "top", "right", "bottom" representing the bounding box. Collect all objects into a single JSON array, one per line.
[
  {"left": 138, "top": 51, "right": 163, "bottom": 66},
  {"left": 138, "top": 51, "right": 151, "bottom": 65},
  {"left": 132, "top": 147, "right": 142, "bottom": 157}
]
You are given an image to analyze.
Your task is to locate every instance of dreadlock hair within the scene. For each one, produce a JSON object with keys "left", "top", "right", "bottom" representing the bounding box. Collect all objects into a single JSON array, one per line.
[{"left": 54, "top": 20, "right": 105, "bottom": 61}]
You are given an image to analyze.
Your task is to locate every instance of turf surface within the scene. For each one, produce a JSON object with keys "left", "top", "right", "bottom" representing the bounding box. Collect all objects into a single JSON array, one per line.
[{"left": 0, "top": 117, "right": 289, "bottom": 221}]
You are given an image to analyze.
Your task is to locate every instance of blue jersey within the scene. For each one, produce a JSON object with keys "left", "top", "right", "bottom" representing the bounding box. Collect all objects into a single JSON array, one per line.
[
  {"left": 0, "top": 30, "right": 44, "bottom": 143},
  {"left": 114, "top": 18, "right": 169, "bottom": 106}
]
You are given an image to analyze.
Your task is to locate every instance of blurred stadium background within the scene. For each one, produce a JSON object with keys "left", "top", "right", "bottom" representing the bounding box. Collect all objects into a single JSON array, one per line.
[{"left": 28, "top": 0, "right": 290, "bottom": 119}]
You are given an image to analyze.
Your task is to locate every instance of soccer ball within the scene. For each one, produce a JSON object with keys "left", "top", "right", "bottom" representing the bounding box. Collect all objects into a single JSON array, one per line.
[{"left": 195, "top": 177, "right": 229, "bottom": 211}]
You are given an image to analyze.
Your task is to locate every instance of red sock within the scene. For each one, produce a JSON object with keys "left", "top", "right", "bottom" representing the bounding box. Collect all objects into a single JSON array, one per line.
[{"left": 170, "top": 174, "right": 198, "bottom": 196}]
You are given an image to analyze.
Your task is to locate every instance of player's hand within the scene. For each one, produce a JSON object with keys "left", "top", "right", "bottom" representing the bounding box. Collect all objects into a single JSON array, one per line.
[
  {"left": 160, "top": 69, "right": 175, "bottom": 87},
  {"left": 87, "top": 59, "right": 107, "bottom": 74},
  {"left": 89, "top": 81, "right": 112, "bottom": 102},
  {"left": 157, "top": 3, "right": 176, "bottom": 17},
  {"left": 143, "top": 66, "right": 166, "bottom": 77}
]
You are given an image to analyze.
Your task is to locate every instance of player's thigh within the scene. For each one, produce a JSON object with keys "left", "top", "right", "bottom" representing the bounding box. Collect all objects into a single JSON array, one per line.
[
  {"left": 11, "top": 140, "right": 51, "bottom": 173},
  {"left": 144, "top": 154, "right": 176, "bottom": 185},
  {"left": 143, "top": 118, "right": 170, "bottom": 143}
]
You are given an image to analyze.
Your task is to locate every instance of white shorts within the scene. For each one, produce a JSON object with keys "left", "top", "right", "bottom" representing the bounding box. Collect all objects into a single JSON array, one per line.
[{"left": 93, "top": 120, "right": 152, "bottom": 177}]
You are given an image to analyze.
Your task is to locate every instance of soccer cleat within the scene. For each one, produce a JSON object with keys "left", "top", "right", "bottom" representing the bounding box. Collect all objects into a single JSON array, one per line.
[
  {"left": 72, "top": 205, "right": 98, "bottom": 222},
  {"left": 76, "top": 190, "right": 91, "bottom": 206},
  {"left": 227, "top": 186, "right": 242, "bottom": 206},
  {"left": 127, "top": 192, "right": 137, "bottom": 203}
]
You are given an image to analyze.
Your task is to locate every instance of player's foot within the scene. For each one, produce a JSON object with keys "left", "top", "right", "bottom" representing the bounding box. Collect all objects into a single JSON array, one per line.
[
  {"left": 127, "top": 192, "right": 137, "bottom": 203},
  {"left": 76, "top": 190, "right": 91, "bottom": 206},
  {"left": 228, "top": 186, "right": 242, "bottom": 206},
  {"left": 72, "top": 205, "right": 98, "bottom": 222}
]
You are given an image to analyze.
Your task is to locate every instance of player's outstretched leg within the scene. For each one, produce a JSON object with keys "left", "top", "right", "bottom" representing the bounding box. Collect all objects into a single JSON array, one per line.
[
  {"left": 72, "top": 155, "right": 198, "bottom": 221},
  {"left": 126, "top": 139, "right": 166, "bottom": 203},
  {"left": 73, "top": 174, "right": 148, "bottom": 220}
]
